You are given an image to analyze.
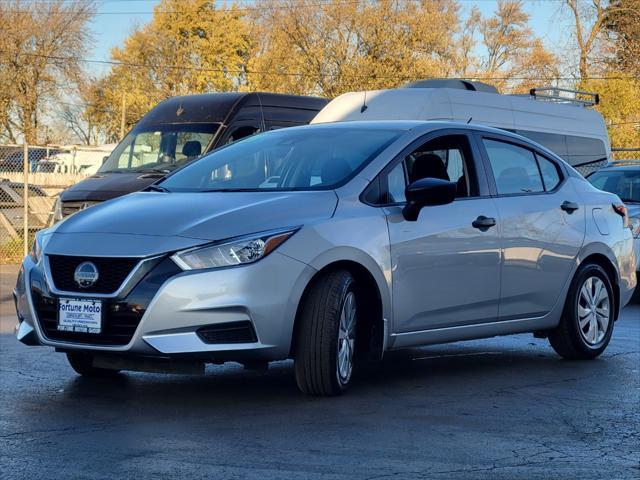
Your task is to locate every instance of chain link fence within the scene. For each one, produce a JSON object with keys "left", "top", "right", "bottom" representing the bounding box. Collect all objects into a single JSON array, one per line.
[
  {"left": 0, "top": 144, "right": 98, "bottom": 264},
  {"left": 0, "top": 140, "right": 634, "bottom": 264}
]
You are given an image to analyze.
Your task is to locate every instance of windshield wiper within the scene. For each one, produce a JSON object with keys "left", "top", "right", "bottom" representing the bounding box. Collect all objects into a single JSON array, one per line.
[
  {"left": 135, "top": 167, "right": 171, "bottom": 174},
  {"left": 198, "top": 188, "right": 266, "bottom": 192},
  {"left": 145, "top": 184, "right": 170, "bottom": 193},
  {"left": 618, "top": 198, "right": 640, "bottom": 203}
]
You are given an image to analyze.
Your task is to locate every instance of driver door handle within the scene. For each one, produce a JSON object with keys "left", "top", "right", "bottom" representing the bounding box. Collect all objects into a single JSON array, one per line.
[
  {"left": 472, "top": 216, "right": 497, "bottom": 230},
  {"left": 561, "top": 201, "right": 579, "bottom": 213}
]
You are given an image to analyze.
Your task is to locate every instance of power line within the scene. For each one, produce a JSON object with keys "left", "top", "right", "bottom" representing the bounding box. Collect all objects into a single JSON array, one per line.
[
  {"left": 0, "top": 0, "right": 570, "bottom": 15},
  {"left": 8, "top": 51, "right": 637, "bottom": 81},
  {"left": 1, "top": 0, "right": 365, "bottom": 14}
]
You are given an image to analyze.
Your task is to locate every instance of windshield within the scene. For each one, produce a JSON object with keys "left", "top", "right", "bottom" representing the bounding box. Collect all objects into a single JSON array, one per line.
[
  {"left": 99, "top": 123, "right": 220, "bottom": 173},
  {"left": 588, "top": 169, "right": 640, "bottom": 202},
  {"left": 159, "top": 127, "right": 402, "bottom": 192}
]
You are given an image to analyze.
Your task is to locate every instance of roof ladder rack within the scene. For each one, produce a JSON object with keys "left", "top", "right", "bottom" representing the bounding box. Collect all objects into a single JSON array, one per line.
[{"left": 529, "top": 87, "right": 599, "bottom": 107}]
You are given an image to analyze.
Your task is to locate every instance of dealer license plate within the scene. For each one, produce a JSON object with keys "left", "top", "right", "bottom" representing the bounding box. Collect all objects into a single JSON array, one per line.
[{"left": 58, "top": 298, "right": 102, "bottom": 334}]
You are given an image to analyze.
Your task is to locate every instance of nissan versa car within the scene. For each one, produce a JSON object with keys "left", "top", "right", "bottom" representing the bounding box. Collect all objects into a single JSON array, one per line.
[{"left": 14, "top": 122, "right": 637, "bottom": 396}]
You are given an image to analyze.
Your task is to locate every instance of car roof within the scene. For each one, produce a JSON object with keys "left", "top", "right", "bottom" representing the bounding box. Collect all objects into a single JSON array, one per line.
[
  {"left": 596, "top": 163, "right": 640, "bottom": 172},
  {"left": 297, "top": 119, "right": 550, "bottom": 143},
  {"left": 137, "top": 92, "right": 327, "bottom": 127}
]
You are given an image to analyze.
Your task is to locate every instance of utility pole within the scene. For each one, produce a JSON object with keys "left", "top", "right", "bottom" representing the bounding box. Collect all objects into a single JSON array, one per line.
[
  {"left": 22, "top": 141, "right": 29, "bottom": 256},
  {"left": 120, "top": 92, "right": 126, "bottom": 140}
]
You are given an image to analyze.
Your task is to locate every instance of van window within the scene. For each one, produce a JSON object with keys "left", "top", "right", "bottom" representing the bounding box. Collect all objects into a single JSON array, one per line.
[
  {"left": 100, "top": 123, "right": 219, "bottom": 174},
  {"left": 484, "top": 139, "right": 544, "bottom": 195},
  {"left": 514, "top": 129, "right": 607, "bottom": 172},
  {"left": 225, "top": 125, "right": 261, "bottom": 144}
]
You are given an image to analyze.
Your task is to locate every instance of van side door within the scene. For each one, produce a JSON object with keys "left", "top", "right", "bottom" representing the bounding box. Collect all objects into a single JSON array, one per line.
[
  {"left": 476, "top": 133, "right": 586, "bottom": 320},
  {"left": 378, "top": 130, "right": 502, "bottom": 341}
]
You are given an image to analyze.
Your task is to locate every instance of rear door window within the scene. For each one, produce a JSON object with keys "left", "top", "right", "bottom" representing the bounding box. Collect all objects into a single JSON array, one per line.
[
  {"left": 536, "top": 154, "right": 562, "bottom": 191},
  {"left": 483, "top": 139, "right": 544, "bottom": 195}
]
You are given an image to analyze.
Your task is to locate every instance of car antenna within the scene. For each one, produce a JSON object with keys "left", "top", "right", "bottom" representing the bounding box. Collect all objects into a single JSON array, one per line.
[
  {"left": 361, "top": 91, "right": 368, "bottom": 113},
  {"left": 176, "top": 101, "right": 184, "bottom": 117},
  {"left": 466, "top": 117, "right": 472, "bottom": 124}
]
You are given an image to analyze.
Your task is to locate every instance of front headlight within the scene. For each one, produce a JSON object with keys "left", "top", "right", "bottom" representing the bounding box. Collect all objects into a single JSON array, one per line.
[
  {"left": 171, "top": 228, "right": 298, "bottom": 271},
  {"left": 630, "top": 216, "right": 640, "bottom": 239},
  {"left": 29, "top": 230, "right": 49, "bottom": 264},
  {"left": 52, "top": 196, "right": 63, "bottom": 223}
]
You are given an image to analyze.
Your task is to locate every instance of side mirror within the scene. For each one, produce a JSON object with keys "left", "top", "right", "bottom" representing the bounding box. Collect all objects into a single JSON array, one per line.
[{"left": 402, "top": 177, "right": 457, "bottom": 221}]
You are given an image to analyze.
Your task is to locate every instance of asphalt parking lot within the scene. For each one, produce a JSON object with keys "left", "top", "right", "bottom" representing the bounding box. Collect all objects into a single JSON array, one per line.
[{"left": 0, "top": 265, "right": 638, "bottom": 479}]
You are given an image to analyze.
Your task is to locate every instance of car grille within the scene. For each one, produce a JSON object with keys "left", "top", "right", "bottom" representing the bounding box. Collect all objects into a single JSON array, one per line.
[
  {"left": 48, "top": 255, "right": 140, "bottom": 294},
  {"left": 61, "top": 201, "right": 100, "bottom": 217},
  {"left": 196, "top": 321, "right": 258, "bottom": 344},
  {"left": 31, "top": 290, "right": 145, "bottom": 346},
  {"left": 31, "top": 257, "right": 181, "bottom": 346}
]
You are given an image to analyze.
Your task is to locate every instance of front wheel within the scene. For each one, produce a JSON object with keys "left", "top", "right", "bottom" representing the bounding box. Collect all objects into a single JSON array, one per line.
[
  {"left": 549, "top": 263, "right": 615, "bottom": 360},
  {"left": 294, "top": 270, "right": 357, "bottom": 396}
]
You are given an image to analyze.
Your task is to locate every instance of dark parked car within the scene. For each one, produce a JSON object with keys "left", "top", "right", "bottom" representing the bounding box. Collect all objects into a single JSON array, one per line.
[
  {"left": 587, "top": 161, "right": 640, "bottom": 275},
  {"left": 56, "top": 92, "right": 327, "bottom": 218}
]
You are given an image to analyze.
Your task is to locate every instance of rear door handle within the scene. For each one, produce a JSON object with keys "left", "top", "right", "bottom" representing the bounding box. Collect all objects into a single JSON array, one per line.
[
  {"left": 472, "top": 216, "right": 497, "bottom": 230},
  {"left": 561, "top": 201, "right": 579, "bottom": 213}
]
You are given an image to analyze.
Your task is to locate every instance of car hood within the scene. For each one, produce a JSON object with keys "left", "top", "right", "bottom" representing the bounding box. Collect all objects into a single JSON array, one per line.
[
  {"left": 60, "top": 172, "right": 165, "bottom": 202},
  {"left": 46, "top": 190, "right": 338, "bottom": 257}
]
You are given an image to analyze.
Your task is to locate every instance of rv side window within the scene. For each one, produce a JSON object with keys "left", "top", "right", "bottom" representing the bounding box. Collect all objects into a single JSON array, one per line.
[
  {"left": 536, "top": 154, "right": 562, "bottom": 191},
  {"left": 483, "top": 139, "right": 544, "bottom": 195}
]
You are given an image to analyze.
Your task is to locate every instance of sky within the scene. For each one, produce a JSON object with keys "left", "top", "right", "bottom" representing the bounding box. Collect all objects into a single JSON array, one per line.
[{"left": 87, "top": 0, "right": 575, "bottom": 76}]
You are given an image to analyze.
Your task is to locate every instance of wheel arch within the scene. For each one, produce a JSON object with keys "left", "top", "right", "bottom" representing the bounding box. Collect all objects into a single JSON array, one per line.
[
  {"left": 289, "top": 258, "right": 388, "bottom": 361},
  {"left": 578, "top": 252, "right": 620, "bottom": 321}
]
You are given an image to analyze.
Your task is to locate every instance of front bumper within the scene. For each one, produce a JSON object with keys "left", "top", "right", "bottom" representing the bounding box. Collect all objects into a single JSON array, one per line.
[{"left": 14, "top": 252, "right": 316, "bottom": 361}]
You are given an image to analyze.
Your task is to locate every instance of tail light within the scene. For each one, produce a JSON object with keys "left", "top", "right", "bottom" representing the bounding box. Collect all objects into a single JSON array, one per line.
[
  {"left": 630, "top": 216, "right": 640, "bottom": 239},
  {"left": 612, "top": 203, "right": 629, "bottom": 228}
]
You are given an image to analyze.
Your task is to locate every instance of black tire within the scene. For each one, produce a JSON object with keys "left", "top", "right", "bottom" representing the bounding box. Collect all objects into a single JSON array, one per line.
[
  {"left": 66, "top": 352, "right": 120, "bottom": 377},
  {"left": 294, "top": 270, "right": 357, "bottom": 396},
  {"left": 549, "top": 263, "right": 615, "bottom": 360}
]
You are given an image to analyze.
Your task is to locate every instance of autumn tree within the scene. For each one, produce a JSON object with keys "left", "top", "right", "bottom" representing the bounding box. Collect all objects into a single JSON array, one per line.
[
  {"left": 603, "top": 0, "right": 640, "bottom": 77},
  {"left": 89, "top": 0, "right": 252, "bottom": 139},
  {"left": 59, "top": 77, "right": 106, "bottom": 145},
  {"left": 0, "top": 0, "right": 95, "bottom": 143},
  {"left": 247, "top": 0, "right": 462, "bottom": 97},
  {"left": 581, "top": 75, "right": 640, "bottom": 149},
  {"left": 474, "top": 0, "right": 559, "bottom": 92},
  {"left": 564, "top": 0, "right": 620, "bottom": 79}
]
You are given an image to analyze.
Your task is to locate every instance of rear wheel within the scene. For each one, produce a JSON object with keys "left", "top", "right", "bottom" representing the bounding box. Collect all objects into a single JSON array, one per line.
[
  {"left": 66, "top": 352, "right": 120, "bottom": 377},
  {"left": 294, "top": 270, "right": 357, "bottom": 396},
  {"left": 549, "top": 263, "right": 615, "bottom": 359}
]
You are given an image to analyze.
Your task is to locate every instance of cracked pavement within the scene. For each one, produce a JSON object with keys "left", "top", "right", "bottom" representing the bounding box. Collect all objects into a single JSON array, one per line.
[{"left": 0, "top": 303, "right": 638, "bottom": 479}]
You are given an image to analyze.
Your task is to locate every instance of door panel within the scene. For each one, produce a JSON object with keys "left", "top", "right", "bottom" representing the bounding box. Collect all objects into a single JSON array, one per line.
[
  {"left": 387, "top": 198, "right": 501, "bottom": 333},
  {"left": 493, "top": 185, "right": 585, "bottom": 319},
  {"left": 479, "top": 135, "right": 586, "bottom": 320}
]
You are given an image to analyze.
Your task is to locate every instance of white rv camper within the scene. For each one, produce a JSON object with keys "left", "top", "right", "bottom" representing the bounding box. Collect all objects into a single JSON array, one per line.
[{"left": 312, "top": 80, "right": 610, "bottom": 175}]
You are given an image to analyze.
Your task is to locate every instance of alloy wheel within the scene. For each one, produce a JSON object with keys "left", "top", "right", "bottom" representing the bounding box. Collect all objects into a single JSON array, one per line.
[
  {"left": 577, "top": 276, "right": 610, "bottom": 346},
  {"left": 337, "top": 291, "right": 356, "bottom": 385}
]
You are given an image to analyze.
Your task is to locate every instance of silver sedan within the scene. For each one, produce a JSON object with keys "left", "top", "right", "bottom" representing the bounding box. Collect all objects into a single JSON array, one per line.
[{"left": 14, "top": 121, "right": 637, "bottom": 395}]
